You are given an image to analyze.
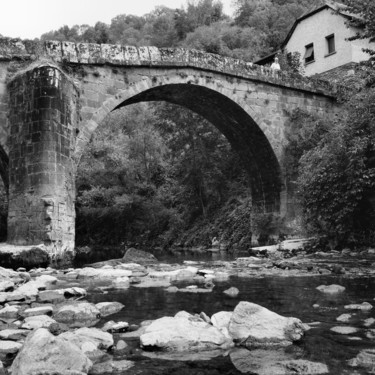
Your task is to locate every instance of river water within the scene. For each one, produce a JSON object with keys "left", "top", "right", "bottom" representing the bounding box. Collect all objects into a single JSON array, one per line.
[{"left": 71, "top": 251, "right": 375, "bottom": 375}]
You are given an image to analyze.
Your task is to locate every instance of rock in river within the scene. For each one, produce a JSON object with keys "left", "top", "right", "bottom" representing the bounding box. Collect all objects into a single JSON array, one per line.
[
  {"left": 230, "top": 348, "right": 329, "bottom": 374},
  {"left": 140, "top": 311, "right": 233, "bottom": 351},
  {"left": 95, "top": 302, "right": 124, "bottom": 317},
  {"left": 228, "top": 301, "right": 306, "bottom": 347},
  {"left": 53, "top": 301, "right": 101, "bottom": 328},
  {"left": 316, "top": 284, "right": 345, "bottom": 294},
  {"left": 10, "top": 328, "right": 92, "bottom": 375}
]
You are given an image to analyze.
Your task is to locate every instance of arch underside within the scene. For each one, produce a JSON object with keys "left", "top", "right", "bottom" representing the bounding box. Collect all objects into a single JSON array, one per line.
[
  {"left": 0, "top": 145, "right": 8, "bottom": 193},
  {"left": 115, "top": 83, "right": 282, "bottom": 212}
]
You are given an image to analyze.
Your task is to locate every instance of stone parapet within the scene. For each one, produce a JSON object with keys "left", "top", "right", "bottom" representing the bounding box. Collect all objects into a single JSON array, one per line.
[{"left": 0, "top": 38, "right": 335, "bottom": 98}]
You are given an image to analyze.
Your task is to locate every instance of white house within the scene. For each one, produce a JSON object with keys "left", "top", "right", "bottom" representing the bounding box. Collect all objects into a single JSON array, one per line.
[{"left": 256, "top": 1, "right": 372, "bottom": 77}]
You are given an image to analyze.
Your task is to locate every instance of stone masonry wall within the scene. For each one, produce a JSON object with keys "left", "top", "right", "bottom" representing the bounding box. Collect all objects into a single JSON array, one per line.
[{"left": 7, "top": 65, "right": 78, "bottom": 255}]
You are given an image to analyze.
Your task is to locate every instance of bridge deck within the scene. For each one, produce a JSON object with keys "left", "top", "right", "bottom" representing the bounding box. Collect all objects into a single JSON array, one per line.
[{"left": 0, "top": 38, "right": 335, "bottom": 97}]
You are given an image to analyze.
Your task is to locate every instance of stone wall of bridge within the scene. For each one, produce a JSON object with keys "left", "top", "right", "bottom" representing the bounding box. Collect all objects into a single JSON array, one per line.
[{"left": 7, "top": 65, "right": 78, "bottom": 256}]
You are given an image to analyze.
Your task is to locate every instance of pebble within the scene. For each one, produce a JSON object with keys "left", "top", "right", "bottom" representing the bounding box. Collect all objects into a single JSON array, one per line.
[
  {"left": 336, "top": 313, "right": 352, "bottom": 322},
  {"left": 330, "top": 326, "right": 359, "bottom": 334},
  {"left": 345, "top": 302, "right": 373, "bottom": 311},
  {"left": 223, "top": 287, "right": 239, "bottom": 297}
]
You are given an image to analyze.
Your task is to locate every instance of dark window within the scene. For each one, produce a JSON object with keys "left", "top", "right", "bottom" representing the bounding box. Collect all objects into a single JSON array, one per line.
[
  {"left": 304, "top": 44, "right": 314, "bottom": 64},
  {"left": 326, "top": 34, "right": 335, "bottom": 54}
]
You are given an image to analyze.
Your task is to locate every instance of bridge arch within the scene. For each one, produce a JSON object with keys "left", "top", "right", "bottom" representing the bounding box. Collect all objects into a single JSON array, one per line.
[{"left": 76, "top": 77, "right": 283, "bottom": 211}]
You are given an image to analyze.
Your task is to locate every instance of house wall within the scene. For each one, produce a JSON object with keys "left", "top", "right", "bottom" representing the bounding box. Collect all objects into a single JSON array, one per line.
[{"left": 286, "top": 7, "right": 370, "bottom": 76}]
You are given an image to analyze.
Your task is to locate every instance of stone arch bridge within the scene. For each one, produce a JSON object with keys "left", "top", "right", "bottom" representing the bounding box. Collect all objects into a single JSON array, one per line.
[{"left": 0, "top": 38, "right": 339, "bottom": 255}]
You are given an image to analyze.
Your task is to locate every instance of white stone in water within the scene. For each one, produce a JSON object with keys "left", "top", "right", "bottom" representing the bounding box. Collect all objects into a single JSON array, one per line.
[
  {"left": 133, "top": 278, "right": 171, "bottom": 288},
  {"left": 364, "top": 318, "right": 375, "bottom": 327},
  {"left": 345, "top": 302, "right": 373, "bottom": 311},
  {"left": 228, "top": 301, "right": 307, "bottom": 347},
  {"left": 53, "top": 302, "right": 101, "bottom": 328},
  {"left": 166, "top": 286, "right": 178, "bottom": 293},
  {"left": 0, "top": 305, "right": 22, "bottom": 319},
  {"left": 0, "top": 281, "right": 14, "bottom": 292},
  {"left": 102, "top": 321, "right": 129, "bottom": 333},
  {"left": 230, "top": 349, "right": 329, "bottom": 375},
  {"left": 336, "top": 313, "right": 352, "bottom": 322},
  {"left": 214, "top": 272, "right": 230, "bottom": 281},
  {"left": 37, "top": 289, "right": 65, "bottom": 303},
  {"left": 178, "top": 287, "right": 212, "bottom": 293},
  {"left": 95, "top": 302, "right": 124, "bottom": 317},
  {"left": 211, "top": 311, "right": 233, "bottom": 339},
  {"left": 316, "top": 284, "right": 345, "bottom": 294},
  {"left": 330, "top": 326, "right": 358, "bottom": 334},
  {"left": 59, "top": 327, "right": 114, "bottom": 352},
  {"left": 111, "top": 277, "right": 130, "bottom": 289},
  {"left": 21, "top": 315, "right": 57, "bottom": 330},
  {"left": 90, "top": 360, "right": 134, "bottom": 374},
  {"left": 365, "top": 329, "right": 375, "bottom": 339},
  {"left": 21, "top": 306, "right": 53, "bottom": 318},
  {"left": 78, "top": 267, "right": 132, "bottom": 279},
  {"left": 0, "top": 329, "right": 29, "bottom": 341},
  {"left": 64, "top": 287, "right": 87, "bottom": 297},
  {"left": 223, "top": 287, "right": 239, "bottom": 297},
  {"left": 10, "top": 328, "right": 92, "bottom": 375},
  {"left": 35, "top": 275, "right": 57, "bottom": 285},
  {"left": 349, "top": 348, "right": 375, "bottom": 369},
  {"left": 0, "top": 340, "right": 22, "bottom": 354},
  {"left": 140, "top": 315, "right": 233, "bottom": 351}
]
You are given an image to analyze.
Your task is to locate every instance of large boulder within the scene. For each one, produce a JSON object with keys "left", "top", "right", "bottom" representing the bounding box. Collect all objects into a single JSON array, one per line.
[
  {"left": 140, "top": 312, "right": 233, "bottom": 351},
  {"left": 230, "top": 348, "right": 329, "bottom": 374},
  {"left": 122, "top": 248, "right": 158, "bottom": 264},
  {"left": 228, "top": 302, "right": 306, "bottom": 347},
  {"left": 59, "top": 327, "right": 113, "bottom": 361},
  {"left": 10, "top": 328, "right": 92, "bottom": 375},
  {"left": 53, "top": 302, "right": 101, "bottom": 328}
]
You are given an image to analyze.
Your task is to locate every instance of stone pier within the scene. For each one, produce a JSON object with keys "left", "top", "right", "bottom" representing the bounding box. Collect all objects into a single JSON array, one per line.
[{"left": 7, "top": 65, "right": 78, "bottom": 256}]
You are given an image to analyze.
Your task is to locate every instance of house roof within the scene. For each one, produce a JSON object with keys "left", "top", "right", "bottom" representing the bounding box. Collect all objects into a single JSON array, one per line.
[
  {"left": 255, "top": 1, "right": 359, "bottom": 66},
  {"left": 254, "top": 52, "right": 277, "bottom": 66},
  {"left": 281, "top": 1, "right": 357, "bottom": 48}
]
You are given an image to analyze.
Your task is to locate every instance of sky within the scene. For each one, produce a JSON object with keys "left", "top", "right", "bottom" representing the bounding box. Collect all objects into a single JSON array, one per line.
[{"left": 1, "top": 0, "right": 235, "bottom": 40}]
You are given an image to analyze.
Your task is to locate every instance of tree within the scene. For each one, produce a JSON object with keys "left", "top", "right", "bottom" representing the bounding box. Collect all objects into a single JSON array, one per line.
[
  {"left": 344, "top": 0, "right": 375, "bottom": 56},
  {"left": 297, "top": 65, "right": 375, "bottom": 247}
]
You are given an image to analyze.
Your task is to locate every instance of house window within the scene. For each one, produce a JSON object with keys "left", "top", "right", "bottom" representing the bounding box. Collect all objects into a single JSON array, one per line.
[
  {"left": 304, "top": 44, "right": 314, "bottom": 64},
  {"left": 326, "top": 34, "right": 335, "bottom": 54}
]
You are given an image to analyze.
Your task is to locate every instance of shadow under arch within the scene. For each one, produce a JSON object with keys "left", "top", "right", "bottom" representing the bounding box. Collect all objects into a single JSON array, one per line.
[
  {"left": 114, "top": 83, "right": 282, "bottom": 212},
  {"left": 0, "top": 145, "right": 8, "bottom": 193}
]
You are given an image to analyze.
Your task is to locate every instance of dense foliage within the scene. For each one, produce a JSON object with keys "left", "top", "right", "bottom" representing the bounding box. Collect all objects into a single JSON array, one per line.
[
  {"left": 75, "top": 103, "right": 252, "bottom": 248},
  {"left": 40, "top": 0, "right": 319, "bottom": 61},
  {"left": 294, "top": 64, "right": 375, "bottom": 248},
  {"left": 345, "top": 0, "right": 375, "bottom": 56}
]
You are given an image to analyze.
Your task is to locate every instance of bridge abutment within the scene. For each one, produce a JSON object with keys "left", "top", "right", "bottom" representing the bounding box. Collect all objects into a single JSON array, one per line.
[{"left": 7, "top": 65, "right": 78, "bottom": 257}]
